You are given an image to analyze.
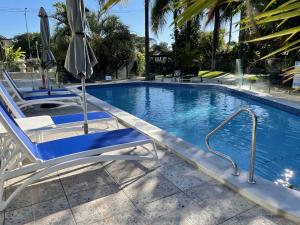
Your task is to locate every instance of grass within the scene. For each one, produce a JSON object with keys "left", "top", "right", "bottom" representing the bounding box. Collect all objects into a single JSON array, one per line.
[
  {"left": 246, "top": 76, "right": 259, "bottom": 83},
  {"left": 198, "top": 71, "right": 226, "bottom": 79}
]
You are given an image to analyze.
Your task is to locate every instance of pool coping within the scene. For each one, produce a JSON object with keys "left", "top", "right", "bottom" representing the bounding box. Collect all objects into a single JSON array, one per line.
[{"left": 68, "top": 81, "right": 300, "bottom": 224}]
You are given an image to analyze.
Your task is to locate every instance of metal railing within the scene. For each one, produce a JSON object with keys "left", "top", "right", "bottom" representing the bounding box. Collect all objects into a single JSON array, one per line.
[{"left": 205, "top": 108, "right": 258, "bottom": 184}]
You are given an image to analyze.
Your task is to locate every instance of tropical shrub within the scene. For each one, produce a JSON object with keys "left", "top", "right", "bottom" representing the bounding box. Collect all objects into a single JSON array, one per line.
[
  {"left": 3, "top": 47, "right": 26, "bottom": 71},
  {"left": 4, "top": 47, "right": 25, "bottom": 62},
  {"left": 134, "top": 52, "right": 145, "bottom": 76}
]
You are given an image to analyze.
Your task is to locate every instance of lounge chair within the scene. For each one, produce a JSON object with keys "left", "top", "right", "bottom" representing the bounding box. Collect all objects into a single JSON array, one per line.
[
  {"left": 0, "top": 103, "right": 158, "bottom": 210},
  {"left": 0, "top": 82, "right": 119, "bottom": 134},
  {"left": 173, "top": 70, "right": 182, "bottom": 82},
  {"left": 3, "top": 70, "right": 70, "bottom": 95},
  {"left": 2, "top": 72, "right": 81, "bottom": 109}
]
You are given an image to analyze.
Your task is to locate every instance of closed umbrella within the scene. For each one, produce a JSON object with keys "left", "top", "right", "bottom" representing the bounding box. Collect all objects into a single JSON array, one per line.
[
  {"left": 38, "top": 7, "right": 56, "bottom": 93},
  {"left": 0, "top": 42, "right": 4, "bottom": 73},
  {"left": 65, "top": 0, "right": 98, "bottom": 134},
  {"left": 0, "top": 41, "right": 5, "bottom": 62}
]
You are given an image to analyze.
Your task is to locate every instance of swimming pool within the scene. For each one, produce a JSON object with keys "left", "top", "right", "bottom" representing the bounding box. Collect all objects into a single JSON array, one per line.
[{"left": 86, "top": 83, "right": 300, "bottom": 188}]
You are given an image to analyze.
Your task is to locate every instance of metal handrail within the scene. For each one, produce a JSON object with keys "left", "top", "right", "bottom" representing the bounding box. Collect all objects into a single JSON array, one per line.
[{"left": 205, "top": 108, "right": 258, "bottom": 184}]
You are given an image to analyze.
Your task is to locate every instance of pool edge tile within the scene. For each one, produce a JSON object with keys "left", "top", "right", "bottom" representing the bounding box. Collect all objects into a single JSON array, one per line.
[{"left": 68, "top": 82, "right": 300, "bottom": 224}]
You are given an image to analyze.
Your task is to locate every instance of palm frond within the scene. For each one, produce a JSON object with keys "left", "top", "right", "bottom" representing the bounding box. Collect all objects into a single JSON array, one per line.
[
  {"left": 259, "top": 39, "right": 300, "bottom": 60},
  {"left": 151, "top": 0, "right": 173, "bottom": 35}
]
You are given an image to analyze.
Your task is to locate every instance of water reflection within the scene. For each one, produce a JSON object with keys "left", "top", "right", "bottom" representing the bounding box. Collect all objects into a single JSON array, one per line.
[
  {"left": 274, "top": 169, "right": 294, "bottom": 188},
  {"left": 87, "top": 84, "right": 300, "bottom": 187}
]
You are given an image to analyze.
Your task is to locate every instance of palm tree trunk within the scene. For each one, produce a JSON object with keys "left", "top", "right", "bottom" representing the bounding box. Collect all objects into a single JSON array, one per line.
[
  {"left": 186, "top": 20, "right": 192, "bottom": 74},
  {"left": 239, "top": 10, "right": 246, "bottom": 43},
  {"left": 211, "top": 7, "right": 220, "bottom": 71},
  {"left": 185, "top": 0, "right": 192, "bottom": 74},
  {"left": 186, "top": 21, "right": 191, "bottom": 46},
  {"left": 227, "top": 13, "right": 233, "bottom": 51},
  {"left": 173, "top": 9, "right": 179, "bottom": 69},
  {"left": 145, "top": 0, "right": 151, "bottom": 80}
]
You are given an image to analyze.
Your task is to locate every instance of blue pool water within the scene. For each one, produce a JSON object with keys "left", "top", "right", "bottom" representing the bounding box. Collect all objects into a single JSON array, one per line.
[{"left": 87, "top": 83, "right": 300, "bottom": 187}]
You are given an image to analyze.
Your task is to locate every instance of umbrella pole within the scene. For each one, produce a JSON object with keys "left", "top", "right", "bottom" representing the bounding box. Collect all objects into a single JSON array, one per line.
[
  {"left": 46, "top": 69, "right": 51, "bottom": 95},
  {"left": 81, "top": 77, "right": 88, "bottom": 134},
  {"left": 41, "top": 68, "right": 46, "bottom": 89},
  {"left": 30, "top": 73, "right": 35, "bottom": 90}
]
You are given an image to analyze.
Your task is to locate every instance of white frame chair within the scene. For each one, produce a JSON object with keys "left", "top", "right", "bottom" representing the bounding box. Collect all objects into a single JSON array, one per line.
[
  {"left": 3, "top": 70, "right": 71, "bottom": 95},
  {"left": 0, "top": 104, "right": 159, "bottom": 210},
  {"left": 2, "top": 71, "right": 81, "bottom": 109},
  {"left": 0, "top": 82, "right": 119, "bottom": 136}
]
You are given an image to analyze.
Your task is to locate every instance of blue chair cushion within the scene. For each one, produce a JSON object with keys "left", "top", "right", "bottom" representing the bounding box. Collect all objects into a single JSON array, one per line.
[
  {"left": 23, "top": 88, "right": 69, "bottom": 94},
  {"left": 36, "top": 128, "right": 150, "bottom": 160},
  {"left": 51, "top": 111, "right": 112, "bottom": 125},
  {"left": 23, "top": 93, "right": 77, "bottom": 100}
]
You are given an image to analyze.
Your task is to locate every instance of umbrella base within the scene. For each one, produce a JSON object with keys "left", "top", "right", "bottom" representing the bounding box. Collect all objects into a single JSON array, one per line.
[{"left": 83, "top": 123, "right": 88, "bottom": 134}]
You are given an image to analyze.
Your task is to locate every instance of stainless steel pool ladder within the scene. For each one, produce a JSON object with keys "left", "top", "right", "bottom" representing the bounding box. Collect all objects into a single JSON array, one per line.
[{"left": 205, "top": 108, "right": 258, "bottom": 184}]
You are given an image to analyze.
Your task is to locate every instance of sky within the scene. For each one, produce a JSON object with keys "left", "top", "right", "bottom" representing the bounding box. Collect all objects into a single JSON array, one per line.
[{"left": 0, "top": 0, "right": 239, "bottom": 46}]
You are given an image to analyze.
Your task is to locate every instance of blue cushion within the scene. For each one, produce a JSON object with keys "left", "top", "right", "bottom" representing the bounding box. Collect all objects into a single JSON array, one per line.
[
  {"left": 36, "top": 128, "right": 150, "bottom": 160},
  {"left": 23, "top": 93, "right": 77, "bottom": 100},
  {"left": 51, "top": 111, "right": 112, "bottom": 125},
  {"left": 23, "top": 88, "right": 69, "bottom": 94}
]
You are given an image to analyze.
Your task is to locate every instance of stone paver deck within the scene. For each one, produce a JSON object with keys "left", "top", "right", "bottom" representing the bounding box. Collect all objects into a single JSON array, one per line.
[{"left": 2, "top": 104, "right": 299, "bottom": 225}]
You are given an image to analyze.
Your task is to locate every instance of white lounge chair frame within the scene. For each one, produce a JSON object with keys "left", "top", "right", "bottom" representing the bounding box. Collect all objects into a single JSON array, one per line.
[
  {"left": 0, "top": 82, "right": 119, "bottom": 137},
  {"left": 3, "top": 71, "right": 81, "bottom": 109},
  {"left": 0, "top": 111, "right": 159, "bottom": 210}
]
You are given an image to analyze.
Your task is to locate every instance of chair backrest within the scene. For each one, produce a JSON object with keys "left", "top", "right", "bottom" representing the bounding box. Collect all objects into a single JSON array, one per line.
[
  {"left": 0, "top": 104, "right": 40, "bottom": 161},
  {"left": 2, "top": 71, "right": 24, "bottom": 101},
  {"left": 3, "top": 71, "right": 19, "bottom": 90},
  {"left": 0, "top": 100, "right": 18, "bottom": 121},
  {"left": 0, "top": 83, "right": 26, "bottom": 118}
]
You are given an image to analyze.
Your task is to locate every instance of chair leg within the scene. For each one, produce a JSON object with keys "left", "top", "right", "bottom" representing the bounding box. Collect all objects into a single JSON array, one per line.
[
  {"left": 152, "top": 142, "right": 160, "bottom": 166},
  {"left": 0, "top": 141, "right": 159, "bottom": 210},
  {"left": 0, "top": 175, "right": 5, "bottom": 211},
  {"left": 141, "top": 142, "right": 160, "bottom": 166}
]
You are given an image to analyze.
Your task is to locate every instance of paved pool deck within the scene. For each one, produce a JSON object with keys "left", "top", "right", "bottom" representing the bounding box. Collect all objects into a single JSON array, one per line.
[{"left": 1, "top": 102, "right": 297, "bottom": 225}]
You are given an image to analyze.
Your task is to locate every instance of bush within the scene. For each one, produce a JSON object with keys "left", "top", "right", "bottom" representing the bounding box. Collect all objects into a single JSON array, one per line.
[
  {"left": 246, "top": 76, "right": 259, "bottom": 83},
  {"left": 132, "top": 52, "right": 145, "bottom": 76}
]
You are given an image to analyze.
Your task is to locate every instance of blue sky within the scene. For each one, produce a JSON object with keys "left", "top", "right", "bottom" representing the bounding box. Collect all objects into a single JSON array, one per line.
[{"left": 0, "top": 0, "right": 239, "bottom": 45}]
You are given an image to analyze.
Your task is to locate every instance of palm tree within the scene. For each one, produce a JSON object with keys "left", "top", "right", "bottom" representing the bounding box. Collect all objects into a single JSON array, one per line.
[
  {"left": 210, "top": 6, "right": 220, "bottom": 70},
  {"left": 151, "top": 0, "right": 177, "bottom": 66},
  {"left": 209, "top": 1, "right": 242, "bottom": 70},
  {"left": 104, "top": 0, "right": 300, "bottom": 60},
  {"left": 145, "top": 0, "right": 151, "bottom": 80},
  {"left": 151, "top": 0, "right": 197, "bottom": 72},
  {"left": 101, "top": 0, "right": 152, "bottom": 80},
  {"left": 227, "top": 13, "right": 233, "bottom": 50},
  {"left": 97, "top": 0, "right": 106, "bottom": 19},
  {"left": 178, "top": 0, "right": 300, "bottom": 59}
]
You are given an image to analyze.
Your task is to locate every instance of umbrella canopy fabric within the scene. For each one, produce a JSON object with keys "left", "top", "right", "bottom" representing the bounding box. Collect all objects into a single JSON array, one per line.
[
  {"left": 0, "top": 42, "right": 5, "bottom": 62},
  {"left": 64, "top": 0, "right": 97, "bottom": 80},
  {"left": 65, "top": 0, "right": 98, "bottom": 134},
  {"left": 38, "top": 7, "right": 56, "bottom": 70}
]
